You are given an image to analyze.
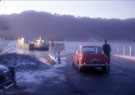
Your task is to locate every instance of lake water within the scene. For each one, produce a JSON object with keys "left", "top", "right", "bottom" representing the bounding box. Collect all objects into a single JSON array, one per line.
[
  {"left": 62, "top": 41, "right": 135, "bottom": 56},
  {"left": 0, "top": 40, "right": 135, "bottom": 57}
]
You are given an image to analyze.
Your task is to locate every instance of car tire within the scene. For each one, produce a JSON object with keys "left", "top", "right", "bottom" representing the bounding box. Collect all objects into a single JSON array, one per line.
[
  {"left": 108, "top": 65, "right": 110, "bottom": 69},
  {"left": 78, "top": 67, "right": 83, "bottom": 72},
  {"left": 102, "top": 66, "right": 107, "bottom": 71},
  {"left": 72, "top": 61, "right": 75, "bottom": 66},
  {"left": 77, "top": 63, "right": 83, "bottom": 72}
]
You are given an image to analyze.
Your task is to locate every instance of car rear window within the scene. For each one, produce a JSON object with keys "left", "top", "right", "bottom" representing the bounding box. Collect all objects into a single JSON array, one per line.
[{"left": 82, "top": 46, "right": 103, "bottom": 54}]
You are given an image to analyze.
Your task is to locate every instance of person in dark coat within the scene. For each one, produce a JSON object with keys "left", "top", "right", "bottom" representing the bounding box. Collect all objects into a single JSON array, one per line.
[{"left": 103, "top": 40, "right": 111, "bottom": 63}]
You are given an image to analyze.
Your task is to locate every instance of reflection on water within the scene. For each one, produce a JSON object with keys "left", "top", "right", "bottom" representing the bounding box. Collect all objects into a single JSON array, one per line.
[
  {"left": 0, "top": 40, "right": 47, "bottom": 59},
  {"left": 16, "top": 48, "right": 47, "bottom": 59}
]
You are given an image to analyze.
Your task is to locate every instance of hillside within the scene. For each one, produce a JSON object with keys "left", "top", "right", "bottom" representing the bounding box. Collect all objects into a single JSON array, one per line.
[{"left": 0, "top": 10, "right": 135, "bottom": 41}]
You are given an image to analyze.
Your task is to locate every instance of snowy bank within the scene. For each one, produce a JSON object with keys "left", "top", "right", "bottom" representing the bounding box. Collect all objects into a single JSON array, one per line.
[
  {"left": 46, "top": 54, "right": 58, "bottom": 64},
  {"left": 0, "top": 53, "right": 67, "bottom": 90},
  {"left": 0, "top": 53, "right": 53, "bottom": 90},
  {"left": 0, "top": 53, "right": 50, "bottom": 71},
  {"left": 114, "top": 55, "right": 135, "bottom": 61}
]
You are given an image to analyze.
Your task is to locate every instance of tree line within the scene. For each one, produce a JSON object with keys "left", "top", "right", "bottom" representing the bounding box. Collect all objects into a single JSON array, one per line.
[{"left": 0, "top": 10, "right": 135, "bottom": 41}]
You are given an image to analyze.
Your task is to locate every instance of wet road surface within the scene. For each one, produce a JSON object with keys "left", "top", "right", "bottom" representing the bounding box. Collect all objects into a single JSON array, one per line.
[{"left": 5, "top": 53, "right": 135, "bottom": 95}]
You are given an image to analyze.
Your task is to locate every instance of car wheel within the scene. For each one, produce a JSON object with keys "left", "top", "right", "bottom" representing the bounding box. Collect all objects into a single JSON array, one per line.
[
  {"left": 102, "top": 66, "right": 107, "bottom": 71},
  {"left": 108, "top": 65, "right": 110, "bottom": 69},
  {"left": 72, "top": 61, "right": 75, "bottom": 66},
  {"left": 79, "top": 67, "right": 83, "bottom": 72},
  {"left": 77, "top": 63, "right": 83, "bottom": 72}
]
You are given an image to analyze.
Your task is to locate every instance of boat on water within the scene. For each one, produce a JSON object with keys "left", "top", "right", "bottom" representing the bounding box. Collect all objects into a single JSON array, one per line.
[
  {"left": 33, "top": 37, "right": 49, "bottom": 51},
  {"left": 16, "top": 37, "right": 49, "bottom": 51}
]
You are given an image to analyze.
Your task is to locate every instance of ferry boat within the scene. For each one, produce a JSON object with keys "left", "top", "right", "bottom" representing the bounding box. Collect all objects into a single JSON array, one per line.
[{"left": 16, "top": 37, "right": 49, "bottom": 51}]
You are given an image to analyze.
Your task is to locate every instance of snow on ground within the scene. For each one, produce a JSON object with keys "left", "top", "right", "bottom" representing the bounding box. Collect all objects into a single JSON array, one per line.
[
  {"left": 114, "top": 55, "right": 135, "bottom": 61},
  {"left": 39, "top": 57, "right": 49, "bottom": 64},
  {"left": 0, "top": 53, "right": 50, "bottom": 70},
  {"left": 16, "top": 69, "right": 58, "bottom": 87},
  {"left": 16, "top": 59, "right": 67, "bottom": 90},
  {"left": 16, "top": 61, "right": 67, "bottom": 85},
  {"left": 0, "top": 52, "right": 67, "bottom": 90}
]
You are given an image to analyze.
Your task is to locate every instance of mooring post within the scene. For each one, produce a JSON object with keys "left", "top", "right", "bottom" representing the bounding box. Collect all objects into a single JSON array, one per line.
[
  {"left": 58, "top": 51, "right": 61, "bottom": 64},
  {"left": 117, "top": 46, "right": 119, "bottom": 55},
  {"left": 123, "top": 46, "right": 125, "bottom": 56},
  {"left": 129, "top": 46, "right": 132, "bottom": 56}
]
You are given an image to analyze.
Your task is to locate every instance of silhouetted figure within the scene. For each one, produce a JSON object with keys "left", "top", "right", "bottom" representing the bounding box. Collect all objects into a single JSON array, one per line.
[{"left": 103, "top": 40, "right": 111, "bottom": 63}]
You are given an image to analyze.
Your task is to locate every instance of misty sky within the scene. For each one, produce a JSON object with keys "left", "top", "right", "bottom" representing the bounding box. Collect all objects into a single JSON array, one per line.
[{"left": 0, "top": 1, "right": 135, "bottom": 19}]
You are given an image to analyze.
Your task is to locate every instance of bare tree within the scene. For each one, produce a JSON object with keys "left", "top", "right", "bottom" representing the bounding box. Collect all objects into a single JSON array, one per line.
[{"left": 0, "top": 39, "right": 15, "bottom": 55}]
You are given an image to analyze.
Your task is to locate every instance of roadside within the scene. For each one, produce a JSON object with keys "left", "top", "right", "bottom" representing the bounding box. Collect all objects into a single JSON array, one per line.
[{"left": 113, "top": 55, "right": 135, "bottom": 61}]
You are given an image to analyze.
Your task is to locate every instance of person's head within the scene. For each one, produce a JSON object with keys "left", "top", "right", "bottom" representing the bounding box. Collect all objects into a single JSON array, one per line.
[{"left": 104, "top": 40, "right": 107, "bottom": 44}]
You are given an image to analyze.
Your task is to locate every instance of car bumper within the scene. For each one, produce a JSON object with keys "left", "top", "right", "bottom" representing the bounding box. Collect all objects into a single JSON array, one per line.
[{"left": 82, "top": 63, "right": 109, "bottom": 67}]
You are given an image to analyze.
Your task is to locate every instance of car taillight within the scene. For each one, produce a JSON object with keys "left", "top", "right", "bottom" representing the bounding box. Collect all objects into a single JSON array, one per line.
[{"left": 83, "top": 62, "right": 86, "bottom": 65}]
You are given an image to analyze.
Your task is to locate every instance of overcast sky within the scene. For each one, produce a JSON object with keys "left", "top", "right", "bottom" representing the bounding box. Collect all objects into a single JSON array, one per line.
[{"left": 0, "top": 1, "right": 135, "bottom": 19}]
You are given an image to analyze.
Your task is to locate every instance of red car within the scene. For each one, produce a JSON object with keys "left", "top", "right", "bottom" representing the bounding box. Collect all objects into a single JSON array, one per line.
[{"left": 72, "top": 45, "right": 109, "bottom": 71}]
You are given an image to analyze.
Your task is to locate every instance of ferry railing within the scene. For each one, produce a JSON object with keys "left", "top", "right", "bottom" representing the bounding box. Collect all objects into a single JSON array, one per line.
[{"left": 48, "top": 41, "right": 65, "bottom": 64}]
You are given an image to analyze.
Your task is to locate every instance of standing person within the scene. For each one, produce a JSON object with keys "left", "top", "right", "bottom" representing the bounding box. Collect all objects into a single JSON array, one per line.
[{"left": 103, "top": 40, "right": 111, "bottom": 63}]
